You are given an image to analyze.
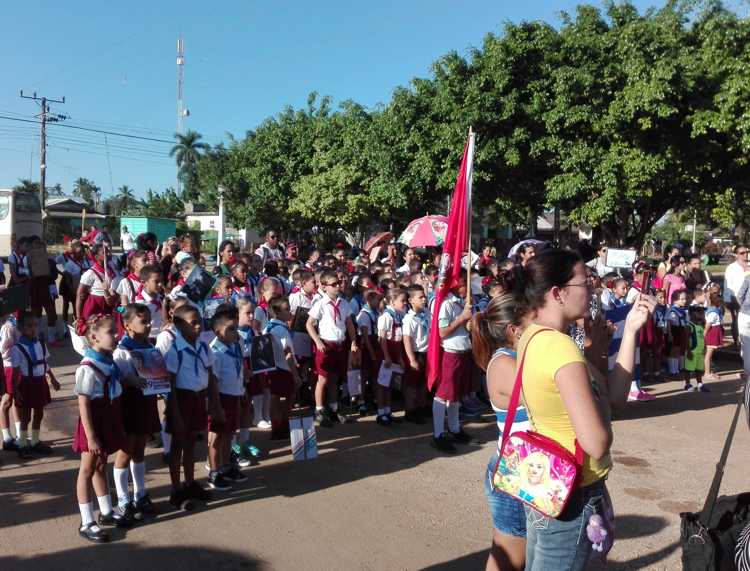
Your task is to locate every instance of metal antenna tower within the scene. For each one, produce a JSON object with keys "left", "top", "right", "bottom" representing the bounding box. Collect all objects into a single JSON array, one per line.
[{"left": 176, "top": 34, "right": 189, "bottom": 195}]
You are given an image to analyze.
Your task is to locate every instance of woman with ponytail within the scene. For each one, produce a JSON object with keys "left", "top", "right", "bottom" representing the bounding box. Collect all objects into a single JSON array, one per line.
[{"left": 471, "top": 293, "right": 529, "bottom": 571}]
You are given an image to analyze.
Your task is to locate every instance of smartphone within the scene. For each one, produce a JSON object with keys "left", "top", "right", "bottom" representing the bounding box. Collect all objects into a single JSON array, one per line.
[{"left": 641, "top": 270, "right": 652, "bottom": 294}]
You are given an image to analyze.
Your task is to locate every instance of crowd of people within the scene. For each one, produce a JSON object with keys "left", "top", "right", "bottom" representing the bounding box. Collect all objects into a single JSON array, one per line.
[{"left": 0, "top": 228, "right": 741, "bottom": 569}]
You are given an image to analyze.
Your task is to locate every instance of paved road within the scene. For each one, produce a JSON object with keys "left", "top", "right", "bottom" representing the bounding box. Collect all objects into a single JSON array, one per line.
[{"left": 0, "top": 340, "right": 748, "bottom": 570}]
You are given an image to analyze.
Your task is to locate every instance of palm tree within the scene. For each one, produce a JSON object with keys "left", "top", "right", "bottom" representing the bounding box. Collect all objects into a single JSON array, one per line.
[
  {"left": 13, "top": 179, "right": 40, "bottom": 193},
  {"left": 73, "top": 177, "right": 99, "bottom": 206},
  {"left": 116, "top": 185, "right": 136, "bottom": 214},
  {"left": 48, "top": 183, "right": 65, "bottom": 197},
  {"left": 170, "top": 130, "right": 209, "bottom": 201}
]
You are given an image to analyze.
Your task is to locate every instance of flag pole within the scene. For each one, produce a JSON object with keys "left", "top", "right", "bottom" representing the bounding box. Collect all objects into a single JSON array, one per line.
[{"left": 465, "top": 127, "right": 474, "bottom": 306}]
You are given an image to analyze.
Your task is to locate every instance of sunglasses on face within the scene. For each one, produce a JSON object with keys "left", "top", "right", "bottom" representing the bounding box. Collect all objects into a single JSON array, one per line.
[
  {"left": 738, "top": 250, "right": 748, "bottom": 255},
  {"left": 323, "top": 281, "right": 341, "bottom": 287}
]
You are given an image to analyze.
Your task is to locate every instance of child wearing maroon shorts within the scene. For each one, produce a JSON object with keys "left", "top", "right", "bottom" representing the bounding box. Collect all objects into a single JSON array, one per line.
[
  {"left": 112, "top": 304, "right": 164, "bottom": 521},
  {"left": 207, "top": 306, "right": 247, "bottom": 491},
  {"left": 402, "top": 285, "right": 430, "bottom": 424},
  {"left": 10, "top": 311, "right": 60, "bottom": 458},
  {"left": 306, "top": 270, "right": 359, "bottom": 428},
  {"left": 434, "top": 278, "right": 474, "bottom": 451},
  {"left": 0, "top": 312, "right": 20, "bottom": 451},
  {"left": 163, "top": 305, "right": 223, "bottom": 509},
  {"left": 376, "top": 288, "right": 408, "bottom": 425},
  {"left": 73, "top": 315, "right": 128, "bottom": 543},
  {"left": 357, "top": 290, "right": 382, "bottom": 413},
  {"left": 264, "top": 296, "right": 302, "bottom": 440}
]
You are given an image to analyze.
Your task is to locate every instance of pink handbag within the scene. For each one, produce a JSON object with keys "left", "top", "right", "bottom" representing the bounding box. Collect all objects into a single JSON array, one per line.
[{"left": 492, "top": 328, "right": 584, "bottom": 519}]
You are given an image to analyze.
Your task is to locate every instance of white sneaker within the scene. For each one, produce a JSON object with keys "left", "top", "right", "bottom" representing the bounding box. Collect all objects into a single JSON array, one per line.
[{"left": 257, "top": 420, "right": 272, "bottom": 430}]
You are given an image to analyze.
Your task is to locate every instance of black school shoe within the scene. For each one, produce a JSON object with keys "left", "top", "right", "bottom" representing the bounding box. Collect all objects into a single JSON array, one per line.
[
  {"left": 222, "top": 465, "right": 248, "bottom": 483},
  {"left": 2, "top": 438, "right": 19, "bottom": 451},
  {"left": 448, "top": 429, "right": 480, "bottom": 446},
  {"left": 30, "top": 441, "right": 53, "bottom": 455},
  {"left": 430, "top": 434, "right": 457, "bottom": 453},
  {"left": 133, "top": 494, "right": 157, "bottom": 520},
  {"left": 314, "top": 409, "right": 334, "bottom": 428},
  {"left": 169, "top": 488, "right": 195, "bottom": 511},
  {"left": 98, "top": 504, "right": 135, "bottom": 528},
  {"left": 186, "top": 481, "right": 211, "bottom": 501},
  {"left": 327, "top": 408, "right": 348, "bottom": 424},
  {"left": 17, "top": 446, "right": 33, "bottom": 460},
  {"left": 376, "top": 414, "right": 392, "bottom": 426},
  {"left": 79, "top": 522, "right": 109, "bottom": 543}
]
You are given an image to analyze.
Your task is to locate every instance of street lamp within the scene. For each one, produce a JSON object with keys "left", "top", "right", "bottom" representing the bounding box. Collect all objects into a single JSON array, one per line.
[{"left": 217, "top": 185, "right": 226, "bottom": 259}]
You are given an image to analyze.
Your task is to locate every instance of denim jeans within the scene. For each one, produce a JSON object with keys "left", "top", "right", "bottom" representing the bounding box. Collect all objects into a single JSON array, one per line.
[
  {"left": 525, "top": 479, "right": 607, "bottom": 571},
  {"left": 484, "top": 453, "right": 527, "bottom": 537}
]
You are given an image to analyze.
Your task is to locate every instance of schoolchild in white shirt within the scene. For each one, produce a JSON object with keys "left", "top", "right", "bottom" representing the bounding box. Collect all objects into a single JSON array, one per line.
[
  {"left": 306, "top": 270, "right": 359, "bottom": 428},
  {"left": 402, "top": 285, "right": 431, "bottom": 424}
]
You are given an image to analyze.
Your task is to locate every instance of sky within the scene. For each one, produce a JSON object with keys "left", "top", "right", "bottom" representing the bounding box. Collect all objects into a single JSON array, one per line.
[{"left": 0, "top": 0, "right": 666, "bottom": 200}]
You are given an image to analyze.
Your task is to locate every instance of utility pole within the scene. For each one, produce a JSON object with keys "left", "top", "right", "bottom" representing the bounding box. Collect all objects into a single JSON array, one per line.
[{"left": 20, "top": 90, "right": 66, "bottom": 232}]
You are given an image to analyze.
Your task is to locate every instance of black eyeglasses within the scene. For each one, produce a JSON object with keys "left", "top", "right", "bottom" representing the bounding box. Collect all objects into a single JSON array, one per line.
[
  {"left": 268, "top": 235, "right": 278, "bottom": 239},
  {"left": 323, "top": 281, "right": 341, "bottom": 287}
]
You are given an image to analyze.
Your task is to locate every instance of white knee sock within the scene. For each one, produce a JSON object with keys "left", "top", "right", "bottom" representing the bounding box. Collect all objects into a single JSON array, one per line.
[
  {"left": 447, "top": 402, "right": 460, "bottom": 433},
  {"left": 31, "top": 429, "right": 40, "bottom": 446},
  {"left": 17, "top": 429, "right": 27, "bottom": 446},
  {"left": 97, "top": 494, "right": 113, "bottom": 516},
  {"left": 14, "top": 421, "right": 21, "bottom": 439},
  {"left": 2, "top": 428, "right": 11, "bottom": 442},
  {"left": 113, "top": 467, "right": 131, "bottom": 508},
  {"left": 432, "top": 398, "right": 447, "bottom": 438},
  {"left": 79, "top": 502, "right": 95, "bottom": 526},
  {"left": 667, "top": 358, "right": 678, "bottom": 375},
  {"left": 130, "top": 461, "right": 146, "bottom": 501}
]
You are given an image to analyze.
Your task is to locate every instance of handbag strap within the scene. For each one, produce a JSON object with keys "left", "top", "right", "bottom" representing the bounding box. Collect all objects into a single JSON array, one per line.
[
  {"left": 500, "top": 326, "right": 584, "bottom": 466},
  {"left": 698, "top": 389, "right": 745, "bottom": 527}
]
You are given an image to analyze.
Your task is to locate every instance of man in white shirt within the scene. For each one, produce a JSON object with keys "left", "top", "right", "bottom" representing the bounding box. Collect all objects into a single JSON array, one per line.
[
  {"left": 396, "top": 248, "right": 418, "bottom": 275},
  {"left": 254, "top": 230, "right": 285, "bottom": 264},
  {"left": 121, "top": 226, "right": 136, "bottom": 253}
]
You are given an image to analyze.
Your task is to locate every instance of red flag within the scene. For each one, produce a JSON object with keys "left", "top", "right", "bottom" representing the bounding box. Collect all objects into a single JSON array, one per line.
[{"left": 426, "top": 129, "right": 475, "bottom": 390}]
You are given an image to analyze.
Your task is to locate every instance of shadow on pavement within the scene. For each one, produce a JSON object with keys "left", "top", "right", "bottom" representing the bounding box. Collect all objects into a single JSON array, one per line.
[
  {"left": 615, "top": 513, "right": 668, "bottom": 539},
  {"left": 420, "top": 549, "right": 487, "bottom": 570},
  {"left": 613, "top": 378, "right": 743, "bottom": 422},
  {"left": 606, "top": 540, "right": 680, "bottom": 570},
  {"left": 0, "top": 543, "right": 265, "bottom": 571}
]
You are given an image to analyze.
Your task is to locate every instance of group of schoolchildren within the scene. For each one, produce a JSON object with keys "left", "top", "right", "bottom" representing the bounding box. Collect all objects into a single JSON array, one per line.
[
  {"left": 595, "top": 254, "right": 725, "bottom": 398},
  {"left": 0, "top": 233, "right": 492, "bottom": 544}
]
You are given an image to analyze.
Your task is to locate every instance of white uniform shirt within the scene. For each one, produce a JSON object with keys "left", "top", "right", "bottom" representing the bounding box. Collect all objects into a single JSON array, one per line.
[
  {"left": 121, "top": 231, "right": 136, "bottom": 251},
  {"left": 356, "top": 307, "right": 379, "bottom": 338},
  {"left": 80, "top": 267, "right": 108, "bottom": 297},
  {"left": 155, "top": 327, "right": 177, "bottom": 356},
  {"left": 136, "top": 289, "right": 163, "bottom": 334},
  {"left": 438, "top": 294, "right": 471, "bottom": 352},
  {"left": 265, "top": 319, "right": 295, "bottom": 372},
  {"left": 164, "top": 332, "right": 214, "bottom": 391},
  {"left": 10, "top": 339, "right": 48, "bottom": 377},
  {"left": 210, "top": 338, "right": 245, "bottom": 396},
  {"left": 0, "top": 320, "right": 20, "bottom": 367},
  {"left": 308, "top": 296, "right": 352, "bottom": 342},
  {"left": 74, "top": 357, "right": 123, "bottom": 400},
  {"left": 403, "top": 309, "right": 430, "bottom": 353},
  {"left": 116, "top": 276, "right": 142, "bottom": 303},
  {"left": 377, "top": 309, "right": 403, "bottom": 342},
  {"left": 289, "top": 291, "right": 315, "bottom": 314},
  {"left": 724, "top": 261, "right": 749, "bottom": 303}
]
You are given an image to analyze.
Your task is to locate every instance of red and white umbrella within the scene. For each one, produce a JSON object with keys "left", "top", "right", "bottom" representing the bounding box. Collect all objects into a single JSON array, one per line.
[{"left": 397, "top": 215, "right": 449, "bottom": 248}]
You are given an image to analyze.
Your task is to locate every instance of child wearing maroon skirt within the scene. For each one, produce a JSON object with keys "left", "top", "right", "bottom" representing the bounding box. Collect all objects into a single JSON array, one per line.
[
  {"left": 376, "top": 289, "right": 408, "bottom": 425},
  {"left": 306, "top": 270, "right": 359, "bottom": 428},
  {"left": 10, "top": 311, "right": 60, "bottom": 459},
  {"left": 402, "top": 285, "right": 430, "bottom": 424},
  {"left": 704, "top": 293, "right": 725, "bottom": 381},
  {"left": 112, "top": 304, "right": 163, "bottom": 522},
  {"left": 264, "top": 296, "right": 301, "bottom": 440},
  {"left": 73, "top": 315, "right": 128, "bottom": 543},
  {"left": 1, "top": 313, "right": 20, "bottom": 451},
  {"left": 207, "top": 305, "right": 247, "bottom": 491},
  {"left": 163, "top": 305, "right": 222, "bottom": 509},
  {"left": 434, "top": 278, "right": 474, "bottom": 449},
  {"left": 75, "top": 244, "right": 118, "bottom": 334}
]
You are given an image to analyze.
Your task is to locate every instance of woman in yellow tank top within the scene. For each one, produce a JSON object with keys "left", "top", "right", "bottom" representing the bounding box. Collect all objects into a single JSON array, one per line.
[{"left": 518, "top": 249, "right": 654, "bottom": 571}]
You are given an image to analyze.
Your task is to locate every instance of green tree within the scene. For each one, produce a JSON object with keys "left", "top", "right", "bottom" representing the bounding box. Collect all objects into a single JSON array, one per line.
[
  {"left": 116, "top": 185, "right": 137, "bottom": 214},
  {"left": 13, "top": 179, "right": 40, "bottom": 193},
  {"left": 73, "top": 178, "right": 100, "bottom": 207},
  {"left": 171, "top": 130, "right": 209, "bottom": 201}
]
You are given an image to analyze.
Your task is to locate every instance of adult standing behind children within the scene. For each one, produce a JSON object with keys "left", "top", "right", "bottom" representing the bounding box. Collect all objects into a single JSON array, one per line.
[
  {"left": 254, "top": 230, "right": 285, "bottom": 264},
  {"left": 121, "top": 226, "right": 136, "bottom": 253},
  {"left": 724, "top": 244, "right": 750, "bottom": 348},
  {"left": 517, "top": 249, "right": 653, "bottom": 570}
]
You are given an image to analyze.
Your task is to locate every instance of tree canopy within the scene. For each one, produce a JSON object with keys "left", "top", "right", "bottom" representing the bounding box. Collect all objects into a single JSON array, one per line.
[{"left": 188, "top": 1, "right": 750, "bottom": 246}]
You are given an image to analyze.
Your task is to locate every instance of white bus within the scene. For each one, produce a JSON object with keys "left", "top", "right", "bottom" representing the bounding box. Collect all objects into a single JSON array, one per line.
[{"left": 0, "top": 189, "right": 43, "bottom": 254}]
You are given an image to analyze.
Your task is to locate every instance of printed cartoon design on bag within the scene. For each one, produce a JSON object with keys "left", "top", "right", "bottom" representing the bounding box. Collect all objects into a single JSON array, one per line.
[{"left": 494, "top": 435, "right": 577, "bottom": 517}]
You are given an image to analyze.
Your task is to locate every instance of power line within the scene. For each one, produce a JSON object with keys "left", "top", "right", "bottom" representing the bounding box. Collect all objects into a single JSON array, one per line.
[{"left": 0, "top": 114, "right": 175, "bottom": 144}]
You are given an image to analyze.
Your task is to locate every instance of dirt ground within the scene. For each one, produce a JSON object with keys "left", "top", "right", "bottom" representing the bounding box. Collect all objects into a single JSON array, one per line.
[{"left": 0, "top": 341, "right": 748, "bottom": 571}]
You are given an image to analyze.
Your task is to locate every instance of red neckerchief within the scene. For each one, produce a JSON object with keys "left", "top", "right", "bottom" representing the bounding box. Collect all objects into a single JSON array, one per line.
[
  {"left": 303, "top": 290, "right": 314, "bottom": 302},
  {"left": 91, "top": 261, "right": 108, "bottom": 280},
  {"left": 177, "top": 276, "right": 186, "bottom": 286},
  {"left": 329, "top": 298, "right": 341, "bottom": 323},
  {"left": 290, "top": 285, "right": 300, "bottom": 294}
]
